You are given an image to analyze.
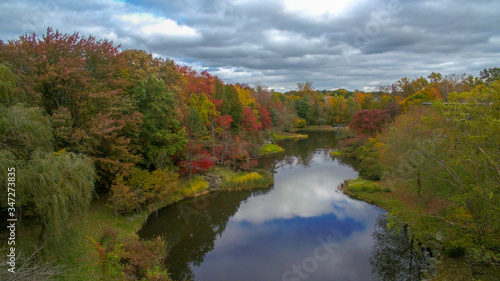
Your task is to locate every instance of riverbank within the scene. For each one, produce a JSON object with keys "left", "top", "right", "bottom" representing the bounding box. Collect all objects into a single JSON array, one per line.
[
  {"left": 274, "top": 131, "right": 308, "bottom": 141},
  {"left": 341, "top": 177, "right": 499, "bottom": 281},
  {"left": 8, "top": 168, "right": 273, "bottom": 280}
]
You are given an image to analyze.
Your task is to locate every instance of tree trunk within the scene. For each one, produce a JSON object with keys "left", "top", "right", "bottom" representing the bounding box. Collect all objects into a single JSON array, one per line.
[
  {"left": 211, "top": 121, "right": 216, "bottom": 172},
  {"left": 38, "top": 220, "right": 47, "bottom": 247},
  {"left": 188, "top": 148, "right": 193, "bottom": 182},
  {"left": 416, "top": 170, "right": 422, "bottom": 197}
]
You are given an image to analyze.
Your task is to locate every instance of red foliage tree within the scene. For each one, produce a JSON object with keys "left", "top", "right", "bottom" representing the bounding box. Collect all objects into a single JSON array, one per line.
[
  {"left": 242, "top": 106, "right": 262, "bottom": 133},
  {"left": 0, "top": 28, "right": 141, "bottom": 187},
  {"left": 178, "top": 144, "right": 213, "bottom": 175},
  {"left": 349, "top": 109, "right": 390, "bottom": 136},
  {"left": 178, "top": 65, "right": 214, "bottom": 96},
  {"left": 258, "top": 105, "right": 272, "bottom": 129}
]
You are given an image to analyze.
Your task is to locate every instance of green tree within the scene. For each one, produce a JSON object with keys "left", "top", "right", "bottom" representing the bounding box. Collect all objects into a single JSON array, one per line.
[
  {"left": 294, "top": 97, "right": 310, "bottom": 123},
  {"left": 0, "top": 103, "right": 95, "bottom": 245},
  {"left": 380, "top": 84, "right": 500, "bottom": 257},
  {"left": 220, "top": 84, "right": 243, "bottom": 129},
  {"left": 380, "top": 106, "right": 445, "bottom": 197},
  {"left": 0, "top": 64, "right": 23, "bottom": 106},
  {"left": 131, "top": 76, "right": 187, "bottom": 169},
  {"left": 443, "top": 82, "right": 500, "bottom": 248},
  {"left": 183, "top": 106, "right": 209, "bottom": 181},
  {"left": 480, "top": 67, "right": 500, "bottom": 84}
]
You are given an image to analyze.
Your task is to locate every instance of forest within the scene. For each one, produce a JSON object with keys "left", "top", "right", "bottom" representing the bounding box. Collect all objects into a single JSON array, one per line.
[{"left": 0, "top": 28, "right": 499, "bottom": 280}]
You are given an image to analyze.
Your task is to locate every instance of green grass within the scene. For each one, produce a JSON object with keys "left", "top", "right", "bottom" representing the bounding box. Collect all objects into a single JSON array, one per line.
[
  {"left": 260, "top": 143, "right": 285, "bottom": 155},
  {"left": 291, "top": 125, "right": 336, "bottom": 131},
  {"left": 275, "top": 132, "right": 308, "bottom": 141},
  {"left": 8, "top": 176, "right": 214, "bottom": 280},
  {"left": 211, "top": 167, "right": 274, "bottom": 191},
  {"left": 345, "top": 178, "right": 381, "bottom": 193},
  {"left": 330, "top": 150, "right": 343, "bottom": 158},
  {"left": 39, "top": 195, "right": 151, "bottom": 280}
]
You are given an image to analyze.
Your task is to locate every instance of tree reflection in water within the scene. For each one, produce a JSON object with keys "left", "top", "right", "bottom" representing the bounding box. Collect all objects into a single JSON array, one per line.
[
  {"left": 370, "top": 214, "right": 428, "bottom": 281},
  {"left": 138, "top": 188, "right": 272, "bottom": 281}
]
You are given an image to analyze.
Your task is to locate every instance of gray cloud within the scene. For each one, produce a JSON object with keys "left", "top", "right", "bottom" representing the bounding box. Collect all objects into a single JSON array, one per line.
[{"left": 1, "top": 0, "right": 499, "bottom": 91}]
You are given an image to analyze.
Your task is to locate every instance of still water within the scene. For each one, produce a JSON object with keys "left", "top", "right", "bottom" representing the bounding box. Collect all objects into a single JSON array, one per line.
[{"left": 139, "top": 131, "right": 424, "bottom": 281}]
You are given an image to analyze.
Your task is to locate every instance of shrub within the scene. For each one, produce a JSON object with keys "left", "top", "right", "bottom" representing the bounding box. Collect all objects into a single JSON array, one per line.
[
  {"left": 93, "top": 229, "right": 171, "bottom": 281},
  {"left": 334, "top": 128, "right": 356, "bottom": 141},
  {"left": 346, "top": 178, "right": 381, "bottom": 193},
  {"left": 239, "top": 159, "right": 258, "bottom": 171},
  {"left": 358, "top": 157, "right": 383, "bottom": 181},
  {"left": 260, "top": 143, "right": 285, "bottom": 155},
  {"left": 109, "top": 174, "right": 142, "bottom": 214},
  {"left": 445, "top": 246, "right": 466, "bottom": 258},
  {"left": 181, "top": 176, "right": 209, "bottom": 197},
  {"left": 296, "top": 117, "right": 307, "bottom": 128},
  {"left": 109, "top": 168, "right": 179, "bottom": 214}
]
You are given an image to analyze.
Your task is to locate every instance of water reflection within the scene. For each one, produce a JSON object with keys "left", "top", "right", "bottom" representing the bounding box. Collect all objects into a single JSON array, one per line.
[
  {"left": 370, "top": 214, "right": 427, "bottom": 281},
  {"left": 233, "top": 151, "right": 368, "bottom": 224},
  {"left": 139, "top": 131, "right": 415, "bottom": 281}
]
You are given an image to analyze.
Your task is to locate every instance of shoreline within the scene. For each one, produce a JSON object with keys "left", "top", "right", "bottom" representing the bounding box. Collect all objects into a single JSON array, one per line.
[
  {"left": 339, "top": 177, "right": 499, "bottom": 281},
  {"left": 11, "top": 168, "right": 274, "bottom": 280}
]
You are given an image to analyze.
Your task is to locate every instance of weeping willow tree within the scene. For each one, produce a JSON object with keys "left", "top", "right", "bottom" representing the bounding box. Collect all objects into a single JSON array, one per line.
[
  {"left": 0, "top": 103, "right": 96, "bottom": 245},
  {"left": 0, "top": 64, "right": 21, "bottom": 106}
]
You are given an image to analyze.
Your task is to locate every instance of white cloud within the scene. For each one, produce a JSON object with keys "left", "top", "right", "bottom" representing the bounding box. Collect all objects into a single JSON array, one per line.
[
  {"left": 117, "top": 13, "right": 198, "bottom": 36},
  {"left": 283, "top": 0, "right": 360, "bottom": 17},
  {"left": 1, "top": 0, "right": 500, "bottom": 91},
  {"left": 230, "top": 153, "right": 374, "bottom": 224}
]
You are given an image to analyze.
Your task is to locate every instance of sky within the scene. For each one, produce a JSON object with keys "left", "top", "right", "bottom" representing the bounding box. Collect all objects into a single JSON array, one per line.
[{"left": 1, "top": 0, "right": 499, "bottom": 92}]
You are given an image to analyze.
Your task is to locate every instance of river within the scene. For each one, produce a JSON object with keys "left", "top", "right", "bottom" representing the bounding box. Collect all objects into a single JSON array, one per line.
[{"left": 139, "top": 131, "right": 425, "bottom": 281}]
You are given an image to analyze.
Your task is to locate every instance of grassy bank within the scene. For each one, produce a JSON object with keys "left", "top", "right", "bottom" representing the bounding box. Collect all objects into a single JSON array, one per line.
[
  {"left": 329, "top": 150, "right": 343, "bottom": 158},
  {"left": 292, "top": 125, "right": 333, "bottom": 131},
  {"left": 275, "top": 131, "right": 308, "bottom": 141},
  {"left": 260, "top": 143, "right": 285, "bottom": 155},
  {"left": 211, "top": 167, "right": 274, "bottom": 191},
  {"left": 342, "top": 177, "right": 499, "bottom": 281}
]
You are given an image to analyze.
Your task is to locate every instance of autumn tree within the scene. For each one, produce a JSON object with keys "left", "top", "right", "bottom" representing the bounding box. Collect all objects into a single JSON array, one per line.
[
  {"left": 326, "top": 94, "right": 349, "bottom": 125},
  {"left": 480, "top": 67, "right": 500, "bottom": 84},
  {"left": 258, "top": 104, "right": 272, "bottom": 129},
  {"left": 242, "top": 106, "right": 262, "bottom": 133},
  {"left": 124, "top": 49, "right": 183, "bottom": 95},
  {"left": 297, "top": 81, "right": 315, "bottom": 98},
  {"left": 380, "top": 84, "right": 500, "bottom": 256},
  {"left": 442, "top": 82, "right": 500, "bottom": 247},
  {"left": 0, "top": 28, "right": 141, "bottom": 187},
  {"left": 190, "top": 94, "right": 219, "bottom": 170},
  {"left": 271, "top": 97, "right": 297, "bottom": 131},
  {"left": 379, "top": 106, "right": 445, "bottom": 197},
  {"left": 354, "top": 91, "right": 373, "bottom": 110},
  {"left": 216, "top": 115, "right": 233, "bottom": 165},
  {"left": 349, "top": 109, "right": 390, "bottom": 137},
  {"left": 180, "top": 106, "right": 212, "bottom": 181}
]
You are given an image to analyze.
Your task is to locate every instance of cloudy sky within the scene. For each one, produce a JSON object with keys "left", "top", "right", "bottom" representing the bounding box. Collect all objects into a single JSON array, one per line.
[{"left": 1, "top": 0, "right": 499, "bottom": 91}]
